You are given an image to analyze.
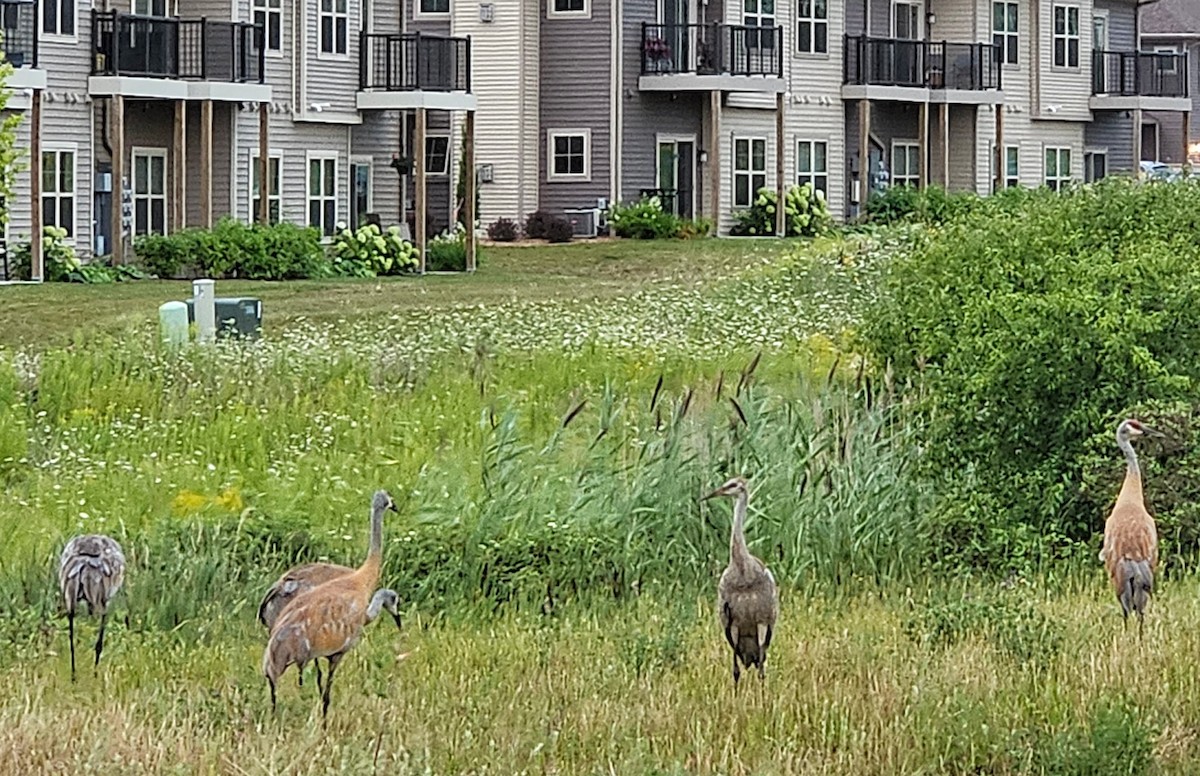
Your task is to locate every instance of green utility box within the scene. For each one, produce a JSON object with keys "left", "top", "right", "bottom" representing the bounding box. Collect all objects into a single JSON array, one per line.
[{"left": 185, "top": 297, "right": 263, "bottom": 339}]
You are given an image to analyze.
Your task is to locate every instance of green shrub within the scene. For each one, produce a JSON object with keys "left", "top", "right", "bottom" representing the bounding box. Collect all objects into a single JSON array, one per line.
[
  {"left": 544, "top": 216, "right": 574, "bottom": 244},
  {"left": 11, "top": 226, "right": 81, "bottom": 282},
  {"left": 425, "top": 224, "right": 482, "bottom": 271},
  {"left": 486, "top": 217, "right": 520, "bottom": 242},
  {"left": 607, "top": 196, "right": 681, "bottom": 239},
  {"left": 524, "top": 211, "right": 553, "bottom": 240},
  {"left": 864, "top": 184, "right": 993, "bottom": 226},
  {"left": 329, "top": 221, "right": 419, "bottom": 277},
  {"left": 730, "top": 184, "right": 831, "bottom": 237},
  {"left": 134, "top": 219, "right": 327, "bottom": 280}
]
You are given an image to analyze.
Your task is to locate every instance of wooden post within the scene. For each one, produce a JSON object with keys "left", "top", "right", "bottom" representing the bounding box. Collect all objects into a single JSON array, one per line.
[
  {"left": 941, "top": 103, "right": 950, "bottom": 188},
  {"left": 258, "top": 102, "right": 270, "bottom": 224},
  {"left": 29, "top": 89, "right": 41, "bottom": 280},
  {"left": 917, "top": 101, "right": 928, "bottom": 188},
  {"left": 464, "top": 109, "right": 476, "bottom": 272},
  {"left": 110, "top": 94, "right": 125, "bottom": 264},
  {"left": 858, "top": 99, "right": 870, "bottom": 208},
  {"left": 708, "top": 90, "right": 720, "bottom": 234},
  {"left": 1183, "top": 112, "right": 1192, "bottom": 168},
  {"left": 200, "top": 99, "right": 213, "bottom": 228},
  {"left": 173, "top": 100, "right": 186, "bottom": 232},
  {"left": 1133, "top": 108, "right": 1144, "bottom": 171},
  {"left": 775, "top": 91, "right": 786, "bottom": 237},
  {"left": 414, "top": 107, "right": 427, "bottom": 274},
  {"left": 994, "top": 104, "right": 1005, "bottom": 191}
]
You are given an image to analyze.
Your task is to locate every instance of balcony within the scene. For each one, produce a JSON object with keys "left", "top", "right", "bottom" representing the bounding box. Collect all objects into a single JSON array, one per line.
[
  {"left": 1091, "top": 50, "right": 1190, "bottom": 111},
  {"left": 638, "top": 23, "right": 786, "bottom": 92},
  {"left": 88, "top": 11, "right": 269, "bottom": 101},
  {"left": 843, "top": 36, "right": 1002, "bottom": 103},
  {"left": 357, "top": 32, "right": 475, "bottom": 111},
  {"left": 1, "top": 0, "right": 44, "bottom": 95}
]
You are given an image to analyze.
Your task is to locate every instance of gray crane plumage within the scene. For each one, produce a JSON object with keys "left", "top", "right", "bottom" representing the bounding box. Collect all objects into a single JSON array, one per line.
[
  {"left": 703, "top": 476, "right": 779, "bottom": 688},
  {"left": 58, "top": 534, "right": 126, "bottom": 681}
]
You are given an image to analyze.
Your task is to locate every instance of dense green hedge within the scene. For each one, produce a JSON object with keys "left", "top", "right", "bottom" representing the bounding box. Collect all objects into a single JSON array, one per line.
[{"left": 134, "top": 218, "right": 328, "bottom": 280}]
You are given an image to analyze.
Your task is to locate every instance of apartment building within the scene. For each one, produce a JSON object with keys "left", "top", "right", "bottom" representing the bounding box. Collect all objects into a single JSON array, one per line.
[
  {"left": 1140, "top": 0, "right": 1199, "bottom": 165},
  {"left": 0, "top": 0, "right": 476, "bottom": 280}
]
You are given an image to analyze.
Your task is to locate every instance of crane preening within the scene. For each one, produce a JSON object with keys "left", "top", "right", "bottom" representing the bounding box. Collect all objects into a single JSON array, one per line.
[{"left": 58, "top": 534, "right": 126, "bottom": 681}]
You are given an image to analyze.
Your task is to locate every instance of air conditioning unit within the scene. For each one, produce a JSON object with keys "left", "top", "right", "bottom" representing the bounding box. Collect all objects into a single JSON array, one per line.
[{"left": 563, "top": 207, "right": 600, "bottom": 238}]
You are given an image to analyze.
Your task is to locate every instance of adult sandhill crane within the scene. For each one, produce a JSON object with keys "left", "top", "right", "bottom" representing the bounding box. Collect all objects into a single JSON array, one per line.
[
  {"left": 262, "top": 489, "right": 398, "bottom": 721},
  {"left": 58, "top": 534, "right": 126, "bottom": 681},
  {"left": 702, "top": 476, "right": 779, "bottom": 688},
  {"left": 1099, "top": 418, "right": 1165, "bottom": 637},
  {"left": 258, "top": 562, "right": 353, "bottom": 631}
]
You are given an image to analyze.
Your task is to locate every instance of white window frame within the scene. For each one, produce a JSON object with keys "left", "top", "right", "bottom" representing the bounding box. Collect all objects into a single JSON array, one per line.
[
  {"left": 1052, "top": 4, "right": 1079, "bottom": 69},
  {"left": 732, "top": 135, "right": 768, "bottom": 209},
  {"left": 795, "top": 139, "right": 828, "bottom": 197},
  {"left": 547, "top": 0, "right": 590, "bottom": 19},
  {"left": 40, "top": 0, "right": 77, "bottom": 40},
  {"left": 655, "top": 133, "right": 698, "bottom": 218},
  {"left": 1005, "top": 145, "right": 1019, "bottom": 188},
  {"left": 318, "top": 0, "right": 349, "bottom": 58},
  {"left": 41, "top": 144, "right": 78, "bottom": 240},
  {"left": 350, "top": 155, "right": 374, "bottom": 226},
  {"left": 415, "top": 0, "right": 450, "bottom": 18},
  {"left": 1084, "top": 147, "right": 1108, "bottom": 183},
  {"left": 1092, "top": 9, "right": 1108, "bottom": 52},
  {"left": 132, "top": 146, "right": 168, "bottom": 237},
  {"left": 993, "top": 1, "right": 1018, "bottom": 66},
  {"left": 306, "top": 152, "right": 339, "bottom": 237},
  {"left": 250, "top": 149, "right": 283, "bottom": 224},
  {"left": 1044, "top": 145, "right": 1072, "bottom": 190},
  {"left": 743, "top": 0, "right": 777, "bottom": 49},
  {"left": 891, "top": 140, "right": 920, "bottom": 186},
  {"left": 424, "top": 133, "right": 452, "bottom": 176},
  {"left": 546, "top": 129, "right": 591, "bottom": 181},
  {"left": 795, "top": 0, "right": 827, "bottom": 55},
  {"left": 132, "top": 0, "right": 172, "bottom": 15},
  {"left": 892, "top": 0, "right": 921, "bottom": 40},
  {"left": 1155, "top": 44, "right": 1182, "bottom": 75},
  {"left": 253, "top": 0, "right": 283, "bottom": 55}
]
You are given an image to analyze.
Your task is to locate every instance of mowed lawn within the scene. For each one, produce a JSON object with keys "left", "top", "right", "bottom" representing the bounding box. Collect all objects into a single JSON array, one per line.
[{"left": 0, "top": 239, "right": 783, "bottom": 351}]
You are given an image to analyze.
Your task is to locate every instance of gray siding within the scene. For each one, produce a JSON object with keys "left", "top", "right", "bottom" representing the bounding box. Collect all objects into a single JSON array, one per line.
[
  {"left": 539, "top": 0, "right": 612, "bottom": 215},
  {"left": 1142, "top": 39, "right": 1200, "bottom": 164},
  {"left": 846, "top": 0, "right": 867, "bottom": 37},
  {"left": 402, "top": 110, "right": 454, "bottom": 237},
  {"left": 1085, "top": 112, "right": 1135, "bottom": 172},
  {"left": 869, "top": 0, "right": 890, "bottom": 37},
  {"left": 1096, "top": 0, "right": 1136, "bottom": 50},
  {"left": 870, "top": 102, "right": 921, "bottom": 168},
  {"left": 407, "top": 1, "right": 451, "bottom": 33},
  {"left": 351, "top": 111, "right": 404, "bottom": 226},
  {"left": 947, "top": 105, "right": 978, "bottom": 191}
]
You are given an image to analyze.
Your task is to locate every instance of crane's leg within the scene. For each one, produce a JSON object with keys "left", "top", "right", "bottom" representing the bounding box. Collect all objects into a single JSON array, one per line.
[
  {"left": 321, "top": 653, "right": 344, "bottom": 725},
  {"left": 731, "top": 649, "right": 741, "bottom": 690},
  {"left": 757, "top": 624, "right": 769, "bottom": 681},
  {"left": 94, "top": 613, "right": 109, "bottom": 671},
  {"left": 67, "top": 610, "right": 77, "bottom": 682},
  {"left": 268, "top": 677, "right": 277, "bottom": 711},
  {"left": 316, "top": 659, "right": 324, "bottom": 697},
  {"left": 1137, "top": 611, "right": 1145, "bottom": 641}
]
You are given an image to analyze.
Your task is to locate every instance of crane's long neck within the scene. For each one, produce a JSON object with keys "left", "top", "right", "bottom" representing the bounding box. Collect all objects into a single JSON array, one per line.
[
  {"left": 357, "top": 503, "right": 385, "bottom": 588},
  {"left": 730, "top": 490, "right": 752, "bottom": 570},
  {"left": 1118, "top": 435, "right": 1144, "bottom": 503}
]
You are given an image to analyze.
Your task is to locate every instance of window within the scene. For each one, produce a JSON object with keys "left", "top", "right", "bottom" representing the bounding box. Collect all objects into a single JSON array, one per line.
[
  {"left": 1052, "top": 5, "right": 1079, "bottom": 68},
  {"left": 253, "top": 0, "right": 282, "bottom": 52},
  {"left": 350, "top": 159, "right": 372, "bottom": 227},
  {"left": 251, "top": 152, "right": 282, "bottom": 224},
  {"left": 892, "top": 142, "right": 920, "bottom": 186},
  {"left": 307, "top": 154, "right": 338, "bottom": 236},
  {"left": 548, "top": 0, "right": 588, "bottom": 16},
  {"left": 419, "top": 0, "right": 449, "bottom": 13},
  {"left": 425, "top": 135, "right": 451, "bottom": 175},
  {"left": 992, "top": 2, "right": 1018, "bottom": 65},
  {"left": 1005, "top": 145, "right": 1019, "bottom": 188},
  {"left": 796, "top": 140, "right": 828, "bottom": 197},
  {"left": 733, "top": 137, "right": 767, "bottom": 208},
  {"left": 743, "top": 0, "right": 776, "bottom": 49},
  {"left": 1085, "top": 150, "right": 1107, "bottom": 183},
  {"left": 41, "top": 0, "right": 75, "bottom": 36},
  {"left": 132, "top": 148, "right": 167, "bottom": 236},
  {"left": 796, "top": 0, "right": 827, "bottom": 54},
  {"left": 133, "top": 0, "right": 168, "bottom": 14},
  {"left": 1045, "top": 146, "right": 1072, "bottom": 190},
  {"left": 319, "top": 0, "right": 348, "bottom": 55},
  {"left": 547, "top": 130, "right": 590, "bottom": 180},
  {"left": 41, "top": 148, "right": 76, "bottom": 238},
  {"left": 1155, "top": 45, "right": 1181, "bottom": 75}
]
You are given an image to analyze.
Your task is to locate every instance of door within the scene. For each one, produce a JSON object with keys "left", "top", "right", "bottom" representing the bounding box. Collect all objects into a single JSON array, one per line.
[
  {"left": 128, "top": 0, "right": 174, "bottom": 76},
  {"left": 660, "top": 0, "right": 689, "bottom": 71},
  {"left": 656, "top": 138, "right": 696, "bottom": 219},
  {"left": 1092, "top": 11, "right": 1109, "bottom": 91},
  {"left": 1085, "top": 151, "right": 1107, "bottom": 182},
  {"left": 892, "top": 1, "right": 922, "bottom": 85},
  {"left": 132, "top": 149, "right": 167, "bottom": 236},
  {"left": 350, "top": 161, "right": 372, "bottom": 227},
  {"left": 1142, "top": 123, "right": 1159, "bottom": 162}
]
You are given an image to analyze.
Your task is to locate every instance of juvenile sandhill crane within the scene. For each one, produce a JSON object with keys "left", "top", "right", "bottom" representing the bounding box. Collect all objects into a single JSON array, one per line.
[
  {"left": 1099, "top": 418, "right": 1165, "bottom": 637},
  {"left": 702, "top": 476, "right": 779, "bottom": 688},
  {"left": 58, "top": 534, "right": 126, "bottom": 681},
  {"left": 262, "top": 489, "right": 398, "bottom": 721}
]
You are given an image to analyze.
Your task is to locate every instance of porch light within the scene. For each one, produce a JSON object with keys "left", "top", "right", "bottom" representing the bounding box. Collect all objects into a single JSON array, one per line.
[
  {"left": 925, "top": 11, "right": 936, "bottom": 25},
  {"left": 699, "top": 150, "right": 709, "bottom": 163}
]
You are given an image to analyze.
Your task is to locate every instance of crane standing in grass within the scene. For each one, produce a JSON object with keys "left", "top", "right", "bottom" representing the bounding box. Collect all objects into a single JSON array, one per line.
[
  {"left": 703, "top": 476, "right": 779, "bottom": 688},
  {"left": 1099, "top": 418, "right": 1164, "bottom": 638},
  {"left": 262, "top": 489, "right": 399, "bottom": 721},
  {"left": 58, "top": 534, "right": 126, "bottom": 681}
]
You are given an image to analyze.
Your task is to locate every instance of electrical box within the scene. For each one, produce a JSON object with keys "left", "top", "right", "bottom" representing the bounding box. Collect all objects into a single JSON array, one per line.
[{"left": 185, "top": 296, "right": 263, "bottom": 339}]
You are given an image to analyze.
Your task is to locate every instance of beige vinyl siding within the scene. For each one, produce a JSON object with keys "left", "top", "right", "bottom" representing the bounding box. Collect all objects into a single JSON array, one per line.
[
  {"left": 1035, "top": 0, "right": 1092, "bottom": 120},
  {"left": 304, "top": 0, "right": 362, "bottom": 115},
  {"left": 5, "top": 110, "right": 33, "bottom": 248},
  {"left": 350, "top": 112, "right": 403, "bottom": 226},
  {"left": 718, "top": 109, "right": 778, "bottom": 234}
]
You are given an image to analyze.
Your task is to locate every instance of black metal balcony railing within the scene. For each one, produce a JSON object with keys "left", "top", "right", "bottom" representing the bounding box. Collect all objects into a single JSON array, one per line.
[
  {"left": 1, "top": 0, "right": 36, "bottom": 69},
  {"left": 359, "top": 32, "right": 471, "bottom": 92},
  {"left": 640, "top": 23, "right": 784, "bottom": 78},
  {"left": 91, "top": 11, "right": 265, "bottom": 83},
  {"left": 1092, "top": 50, "right": 1189, "bottom": 97},
  {"left": 844, "top": 36, "right": 1001, "bottom": 90}
]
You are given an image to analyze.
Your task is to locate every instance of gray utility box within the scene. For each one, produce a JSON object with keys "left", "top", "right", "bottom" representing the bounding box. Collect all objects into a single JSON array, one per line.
[{"left": 185, "top": 297, "right": 263, "bottom": 339}]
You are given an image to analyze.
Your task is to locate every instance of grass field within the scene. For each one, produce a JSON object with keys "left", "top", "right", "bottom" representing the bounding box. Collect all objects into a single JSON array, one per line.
[{"left": 0, "top": 231, "right": 1187, "bottom": 774}]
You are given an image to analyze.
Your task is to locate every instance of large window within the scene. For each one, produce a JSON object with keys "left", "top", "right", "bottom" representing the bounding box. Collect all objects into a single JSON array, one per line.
[
  {"left": 251, "top": 152, "right": 282, "bottom": 223},
  {"left": 796, "top": 140, "right": 828, "bottom": 197},
  {"left": 548, "top": 0, "right": 588, "bottom": 16},
  {"left": 41, "top": 147, "right": 76, "bottom": 238},
  {"left": 41, "top": 0, "right": 75, "bottom": 36},
  {"left": 992, "top": 2, "right": 1018, "bottom": 65},
  {"left": 1045, "top": 147, "right": 1072, "bottom": 190},
  {"left": 733, "top": 136, "right": 767, "bottom": 208},
  {"left": 419, "top": 0, "right": 449, "bottom": 13},
  {"left": 133, "top": 148, "right": 167, "bottom": 236},
  {"left": 892, "top": 142, "right": 920, "bottom": 187},
  {"left": 796, "top": 0, "right": 827, "bottom": 54},
  {"left": 743, "top": 0, "right": 776, "bottom": 49},
  {"left": 1052, "top": 5, "right": 1079, "bottom": 68},
  {"left": 253, "top": 0, "right": 282, "bottom": 52},
  {"left": 547, "top": 130, "right": 590, "bottom": 180},
  {"left": 307, "top": 154, "right": 338, "bottom": 235},
  {"left": 319, "top": 0, "right": 348, "bottom": 55},
  {"left": 1005, "top": 145, "right": 1019, "bottom": 188}
]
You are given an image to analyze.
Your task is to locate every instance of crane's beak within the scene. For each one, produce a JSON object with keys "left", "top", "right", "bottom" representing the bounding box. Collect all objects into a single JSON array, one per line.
[
  {"left": 390, "top": 611, "right": 403, "bottom": 630},
  {"left": 700, "top": 487, "right": 723, "bottom": 502},
  {"left": 387, "top": 501, "right": 400, "bottom": 513},
  {"left": 1143, "top": 425, "right": 1167, "bottom": 439}
]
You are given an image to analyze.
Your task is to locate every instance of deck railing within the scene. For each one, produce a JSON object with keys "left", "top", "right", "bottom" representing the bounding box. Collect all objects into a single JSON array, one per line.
[
  {"left": 359, "top": 32, "right": 471, "bottom": 92},
  {"left": 1092, "top": 50, "right": 1188, "bottom": 97},
  {"left": 844, "top": 36, "right": 1001, "bottom": 90},
  {"left": 91, "top": 10, "right": 265, "bottom": 83},
  {"left": 640, "top": 23, "right": 784, "bottom": 78}
]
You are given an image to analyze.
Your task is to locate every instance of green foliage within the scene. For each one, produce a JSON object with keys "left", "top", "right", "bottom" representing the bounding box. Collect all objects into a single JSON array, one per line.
[
  {"left": 860, "top": 177, "right": 1200, "bottom": 570},
  {"left": 9, "top": 226, "right": 136, "bottom": 284},
  {"left": 1035, "top": 699, "right": 1157, "bottom": 776},
  {"left": 486, "top": 217, "right": 520, "bottom": 242},
  {"left": 0, "top": 57, "right": 25, "bottom": 228},
  {"left": 133, "top": 218, "right": 327, "bottom": 280},
  {"left": 730, "top": 184, "right": 831, "bottom": 237},
  {"left": 425, "top": 223, "right": 481, "bottom": 271},
  {"left": 608, "top": 196, "right": 683, "bottom": 239},
  {"left": 902, "top": 585, "right": 1063, "bottom": 666},
  {"left": 329, "top": 221, "right": 419, "bottom": 277},
  {"left": 455, "top": 129, "right": 480, "bottom": 232},
  {"left": 864, "top": 184, "right": 996, "bottom": 226}
]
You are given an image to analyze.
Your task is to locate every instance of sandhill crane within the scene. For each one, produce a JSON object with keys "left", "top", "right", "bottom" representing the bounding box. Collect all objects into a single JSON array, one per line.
[
  {"left": 1099, "top": 418, "right": 1164, "bottom": 637},
  {"left": 262, "top": 489, "right": 398, "bottom": 721},
  {"left": 258, "top": 562, "right": 353, "bottom": 633},
  {"left": 58, "top": 534, "right": 126, "bottom": 681},
  {"left": 702, "top": 476, "right": 779, "bottom": 688}
]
